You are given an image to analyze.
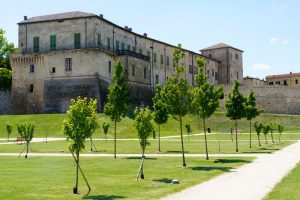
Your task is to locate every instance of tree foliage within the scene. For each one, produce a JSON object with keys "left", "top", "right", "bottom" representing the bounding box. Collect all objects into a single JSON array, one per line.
[
  {"left": 0, "top": 29, "right": 17, "bottom": 69},
  {"left": 102, "top": 122, "right": 110, "bottom": 139},
  {"left": 278, "top": 123, "right": 284, "bottom": 142},
  {"left": 104, "top": 60, "right": 130, "bottom": 158},
  {"left": 254, "top": 122, "right": 263, "bottom": 146},
  {"left": 0, "top": 68, "right": 12, "bottom": 91},
  {"left": 17, "top": 122, "right": 35, "bottom": 158},
  {"left": 6, "top": 123, "right": 12, "bottom": 141},
  {"left": 262, "top": 122, "right": 271, "bottom": 144}
]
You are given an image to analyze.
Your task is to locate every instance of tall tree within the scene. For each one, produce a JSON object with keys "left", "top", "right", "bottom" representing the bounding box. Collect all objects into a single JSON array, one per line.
[
  {"left": 134, "top": 107, "right": 154, "bottom": 179},
  {"left": 161, "top": 44, "right": 192, "bottom": 167},
  {"left": 244, "top": 90, "right": 264, "bottom": 148},
  {"left": 254, "top": 122, "right": 263, "bottom": 146},
  {"left": 0, "top": 68, "right": 12, "bottom": 91},
  {"left": 153, "top": 84, "right": 168, "bottom": 152},
  {"left": 17, "top": 122, "right": 34, "bottom": 158},
  {"left": 104, "top": 60, "right": 130, "bottom": 159},
  {"left": 63, "top": 97, "right": 98, "bottom": 194},
  {"left": 190, "top": 57, "right": 223, "bottom": 160},
  {"left": 225, "top": 80, "right": 245, "bottom": 152},
  {"left": 0, "top": 29, "right": 18, "bottom": 69}
]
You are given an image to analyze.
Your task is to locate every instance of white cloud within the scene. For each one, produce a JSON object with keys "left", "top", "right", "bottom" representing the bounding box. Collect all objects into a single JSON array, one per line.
[
  {"left": 269, "top": 37, "right": 289, "bottom": 45},
  {"left": 269, "top": 37, "right": 279, "bottom": 44},
  {"left": 252, "top": 64, "right": 271, "bottom": 71},
  {"left": 281, "top": 39, "right": 289, "bottom": 44}
]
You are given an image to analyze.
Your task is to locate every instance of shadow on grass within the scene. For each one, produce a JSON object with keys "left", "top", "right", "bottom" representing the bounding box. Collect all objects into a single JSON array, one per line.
[
  {"left": 214, "top": 159, "right": 251, "bottom": 164},
  {"left": 153, "top": 178, "right": 173, "bottom": 184},
  {"left": 190, "top": 166, "right": 231, "bottom": 172},
  {"left": 166, "top": 151, "right": 189, "bottom": 154},
  {"left": 242, "top": 151, "right": 272, "bottom": 154},
  {"left": 125, "top": 157, "right": 157, "bottom": 160},
  {"left": 83, "top": 195, "right": 126, "bottom": 200}
]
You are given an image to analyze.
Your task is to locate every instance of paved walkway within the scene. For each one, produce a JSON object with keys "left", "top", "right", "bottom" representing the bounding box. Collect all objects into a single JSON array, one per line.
[{"left": 162, "top": 141, "right": 300, "bottom": 200}]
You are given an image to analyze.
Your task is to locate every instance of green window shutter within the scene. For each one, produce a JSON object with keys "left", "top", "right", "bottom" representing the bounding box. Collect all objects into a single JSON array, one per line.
[
  {"left": 33, "top": 37, "right": 39, "bottom": 52},
  {"left": 50, "top": 35, "right": 56, "bottom": 51},
  {"left": 74, "top": 33, "right": 81, "bottom": 49}
]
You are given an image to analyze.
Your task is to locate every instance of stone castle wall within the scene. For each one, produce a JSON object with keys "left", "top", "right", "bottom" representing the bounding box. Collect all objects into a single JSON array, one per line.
[{"left": 0, "top": 91, "right": 10, "bottom": 114}]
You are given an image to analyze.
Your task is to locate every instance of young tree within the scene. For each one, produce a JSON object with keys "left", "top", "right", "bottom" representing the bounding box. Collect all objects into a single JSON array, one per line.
[
  {"left": 254, "top": 122, "right": 263, "bottom": 146},
  {"left": 190, "top": 57, "right": 223, "bottom": 160},
  {"left": 262, "top": 123, "right": 271, "bottom": 144},
  {"left": 161, "top": 44, "right": 192, "bottom": 167},
  {"left": 184, "top": 123, "right": 191, "bottom": 141},
  {"left": 225, "top": 80, "right": 245, "bottom": 152},
  {"left": 6, "top": 123, "right": 12, "bottom": 141},
  {"left": 102, "top": 122, "right": 110, "bottom": 141},
  {"left": 63, "top": 97, "right": 98, "bottom": 194},
  {"left": 104, "top": 60, "right": 130, "bottom": 159},
  {"left": 278, "top": 123, "right": 284, "bottom": 142},
  {"left": 153, "top": 84, "right": 168, "bottom": 152},
  {"left": 0, "top": 29, "right": 18, "bottom": 69},
  {"left": 17, "top": 122, "right": 34, "bottom": 158},
  {"left": 244, "top": 90, "right": 264, "bottom": 148},
  {"left": 269, "top": 122, "right": 277, "bottom": 143}
]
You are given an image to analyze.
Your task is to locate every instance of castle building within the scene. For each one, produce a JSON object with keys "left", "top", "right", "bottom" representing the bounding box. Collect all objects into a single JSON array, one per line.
[
  {"left": 243, "top": 76, "right": 266, "bottom": 87},
  {"left": 10, "top": 11, "right": 243, "bottom": 114},
  {"left": 266, "top": 72, "right": 300, "bottom": 87}
]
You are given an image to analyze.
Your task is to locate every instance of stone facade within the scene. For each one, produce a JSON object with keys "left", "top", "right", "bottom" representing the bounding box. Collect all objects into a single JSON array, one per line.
[
  {"left": 0, "top": 91, "right": 10, "bottom": 114},
  {"left": 266, "top": 72, "right": 300, "bottom": 87},
  {"left": 243, "top": 76, "right": 266, "bottom": 87},
  {"left": 10, "top": 11, "right": 243, "bottom": 114}
]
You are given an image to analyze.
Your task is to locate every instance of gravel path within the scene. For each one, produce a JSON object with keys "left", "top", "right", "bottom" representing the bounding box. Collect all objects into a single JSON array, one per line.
[{"left": 162, "top": 141, "right": 300, "bottom": 200}]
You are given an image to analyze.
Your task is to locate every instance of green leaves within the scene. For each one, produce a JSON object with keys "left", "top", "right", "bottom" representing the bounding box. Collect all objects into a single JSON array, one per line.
[
  {"left": 17, "top": 122, "right": 35, "bottom": 142},
  {"left": 102, "top": 122, "right": 110, "bottom": 135},
  {"left": 225, "top": 80, "right": 245, "bottom": 120},
  {"left": 0, "top": 68, "right": 12, "bottom": 91},
  {"left": 63, "top": 97, "right": 98, "bottom": 153},
  {"left": 278, "top": 123, "right": 284, "bottom": 133},
  {"left": 134, "top": 107, "right": 154, "bottom": 153},
  {"left": 0, "top": 29, "right": 18, "bottom": 69},
  {"left": 153, "top": 84, "right": 168, "bottom": 125},
  {"left": 244, "top": 90, "right": 264, "bottom": 121},
  {"left": 254, "top": 122, "right": 263, "bottom": 135}
]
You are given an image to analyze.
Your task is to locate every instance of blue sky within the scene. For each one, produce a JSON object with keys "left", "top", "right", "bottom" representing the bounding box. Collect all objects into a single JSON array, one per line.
[{"left": 1, "top": 0, "right": 299, "bottom": 79}]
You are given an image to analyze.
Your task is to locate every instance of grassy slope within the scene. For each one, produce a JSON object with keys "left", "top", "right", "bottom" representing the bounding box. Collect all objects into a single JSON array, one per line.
[
  {"left": 264, "top": 162, "right": 300, "bottom": 200},
  {"left": 0, "top": 113, "right": 300, "bottom": 139},
  {"left": 0, "top": 156, "right": 253, "bottom": 200}
]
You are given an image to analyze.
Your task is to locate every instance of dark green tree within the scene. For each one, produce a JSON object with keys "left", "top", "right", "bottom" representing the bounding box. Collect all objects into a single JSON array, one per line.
[
  {"left": 0, "top": 29, "right": 18, "bottom": 69},
  {"left": 278, "top": 123, "right": 284, "bottom": 142},
  {"left": 17, "top": 122, "right": 34, "bottom": 158},
  {"left": 254, "top": 122, "right": 263, "bottom": 146},
  {"left": 104, "top": 60, "right": 130, "bottom": 159},
  {"left": 102, "top": 122, "right": 110, "bottom": 141},
  {"left": 262, "top": 123, "right": 271, "bottom": 144},
  {"left": 184, "top": 123, "right": 192, "bottom": 141},
  {"left": 244, "top": 90, "right": 264, "bottom": 148},
  {"left": 225, "top": 80, "right": 245, "bottom": 152},
  {"left": 63, "top": 97, "right": 98, "bottom": 194},
  {"left": 6, "top": 123, "right": 12, "bottom": 141},
  {"left": 190, "top": 57, "right": 223, "bottom": 160},
  {"left": 161, "top": 44, "right": 192, "bottom": 167},
  {"left": 153, "top": 84, "right": 168, "bottom": 152},
  {"left": 0, "top": 68, "right": 12, "bottom": 91}
]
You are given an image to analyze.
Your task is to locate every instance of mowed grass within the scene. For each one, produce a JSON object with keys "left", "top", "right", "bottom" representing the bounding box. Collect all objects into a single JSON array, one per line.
[
  {"left": 0, "top": 156, "right": 253, "bottom": 200},
  {"left": 0, "top": 137, "right": 292, "bottom": 155},
  {"left": 264, "top": 162, "right": 300, "bottom": 200},
  {"left": 1, "top": 113, "right": 300, "bottom": 139}
]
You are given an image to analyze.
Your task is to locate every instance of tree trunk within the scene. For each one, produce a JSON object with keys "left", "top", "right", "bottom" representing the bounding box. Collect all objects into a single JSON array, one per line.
[
  {"left": 114, "top": 119, "right": 117, "bottom": 159},
  {"left": 279, "top": 133, "right": 281, "bottom": 142},
  {"left": 230, "top": 128, "right": 233, "bottom": 142},
  {"left": 74, "top": 151, "right": 79, "bottom": 194},
  {"left": 158, "top": 124, "right": 161, "bottom": 152},
  {"left": 90, "top": 138, "right": 93, "bottom": 151},
  {"left": 258, "top": 134, "right": 261, "bottom": 146},
  {"left": 25, "top": 141, "right": 29, "bottom": 158},
  {"left": 235, "top": 120, "right": 238, "bottom": 152},
  {"left": 271, "top": 131, "right": 275, "bottom": 143},
  {"left": 249, "top": 120, "right": 252, "bottom": 148},
  {"left": 203, "top": 118, "right": 209, "bottom": 160},
  {"left": 264, "top": 134, "right": 268, "bottom": 144},
  {"left": 141, "top": 149, "right": 145, "bottom": 179},
  {"left": 179, "top": 115, "right": 186, "bottom": 167}
]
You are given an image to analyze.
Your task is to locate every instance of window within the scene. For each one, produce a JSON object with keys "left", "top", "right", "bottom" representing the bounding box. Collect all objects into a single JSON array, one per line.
[
  {"left": 212, "top": 69, "right": 214, "bottom": 77},
  {"left": 116, "top": 40, "right": 120, "bottom": 50},
  {"left": 74, "top": 33, "right": 80, "bottom": 49},
  {"left": 144, "top": 67, "right": 147, "bottom": 79},
  {"left": 97, "top": 33, "right": 101, "bottom": 46},
  {"left": 276, "top": 81, "right": 280, "bottom": 85},
  {"left": 121, "top": 42, "right": 125, "bottom": 50},
  {"left": 269, "top": 82, "right": 274, "bottom": 85},
  {"left": 160, "top": 55, "right": 164, "bottom": 65},
  {"left": 51, "top": 67, "right": 56, "bottom": 73},
  {"left": 132, "top": 46, "right": 136, "bottom": 52},
  {"left": 50, "top": 35, "right": 56, "bottom": 51},
  {"left": 139, "top": 49, "right": 143, "bottom": 55},
  {"left": 127, "top": 45, "right": 131, "bottom": 51},
  {"left": 132, "top": 65, "right": 135, "bottom": 76},
  {"left": 154, "top": 53, "right": 157, "bottom": 63},
  {"left": 29, "top": 84, "right": 34, "bottom": 93},
  {"left": 33, "top": 37, "right": 39, "bottom": 52},
  {"left": 207, "top": 70, "right": 209, "bottom": 78},
  {"left": 107, "top": 38, "right": 111, "bottom": 49},
  {"left": 167, "top": 56, "right": 170, "bottom": 66},
  {"left": 108, "top": 61, "right": 111, "bottom": 73},
  {"left": 284, "top": 80, "right": 288, "bottom": 86},
  {"left": 65, "top": 58, "right": 72, "bottom": 71},
  {"left": 237, "top": 72, "right": 239, "bottom": 79},
  {"left": 155, "top": 75, "right": 159, "bottom": 85},
  {"left": 147, "top": 51, "right": 150, "bottom": 57},
  {"left": 29, "top": 64, "right": 34, "bottom": 73},
  {"left": 215, "top": 72, "right": 218, "bottom": 80},
  {"left": 235, "top": 54, "right": 239, "bottom": 60},
  {"left": 189, "top": 65, "right": 193, "bottom": 74},
  {"left": 296, "top": 79, "right": 298, "bottom": 84}
]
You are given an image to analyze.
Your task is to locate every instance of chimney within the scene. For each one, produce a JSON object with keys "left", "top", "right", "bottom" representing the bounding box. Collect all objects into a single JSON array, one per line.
[
  {"left": 125, "top": 26, "right": 128, "bottom": 30},
  {"left": 24, "top": 16, "right": 27, "bottom": 20},
  {"left": 99, "top": 14, "right": 103, "bottom": 18},
  {"left": 129, "top": 28, "right": 132, "bottom": 32},
  {"left": 143, "top": 33, "right": 147, "bottom": 37}
]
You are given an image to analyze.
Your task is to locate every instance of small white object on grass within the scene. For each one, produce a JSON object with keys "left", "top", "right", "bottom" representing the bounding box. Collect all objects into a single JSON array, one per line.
[{"left": 171, "top": 179, "right": 180, "bottom": 184}]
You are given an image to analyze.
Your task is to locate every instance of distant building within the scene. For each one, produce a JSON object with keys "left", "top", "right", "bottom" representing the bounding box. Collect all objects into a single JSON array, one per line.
[
  {"left": 243, "top": 76, "right": 266, "bottom": 87},
  {"left": 10, "top": 11, "right": 243, "bottom": 114},
  {"left": 266, "top": 72, "right": 300, "bottom": 87}
]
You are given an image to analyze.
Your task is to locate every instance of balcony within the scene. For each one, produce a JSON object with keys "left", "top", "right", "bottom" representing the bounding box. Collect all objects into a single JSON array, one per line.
[{"left": 116, "top": 50, "right": 150, "bottom": 62}]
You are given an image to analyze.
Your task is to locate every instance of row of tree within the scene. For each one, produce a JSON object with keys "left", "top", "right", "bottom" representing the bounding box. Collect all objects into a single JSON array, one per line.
[{"left": 254, "top": 122, "right": 284, "bottom": 146}]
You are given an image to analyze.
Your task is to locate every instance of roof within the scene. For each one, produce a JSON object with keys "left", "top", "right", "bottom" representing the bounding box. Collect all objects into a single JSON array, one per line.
[
  {"left": 18, "top": 11, "right": 95, "bottom": 24},
  {"left": 266, "top": 72, "right": 300, "bottom": 79},
  {"left": 201, "top": 43, "right": 243, "bottom": 52},
  {"left": 243, "top": 76, "right": 264, "bottom": 81}
]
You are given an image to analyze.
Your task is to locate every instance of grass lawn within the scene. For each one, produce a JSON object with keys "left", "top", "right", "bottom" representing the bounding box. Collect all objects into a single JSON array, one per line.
[
  {"left": 0, "top": 113, "right": 300, "bottom": 139},
  {"left": 0, "top": 156, "right": 253, "bottom": 200},
  {"left": 0, "top": 138, "right": 292, "bottom": 155},
  {"left": 264, "top": 162, "right": 300, "bottom": 200}
]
